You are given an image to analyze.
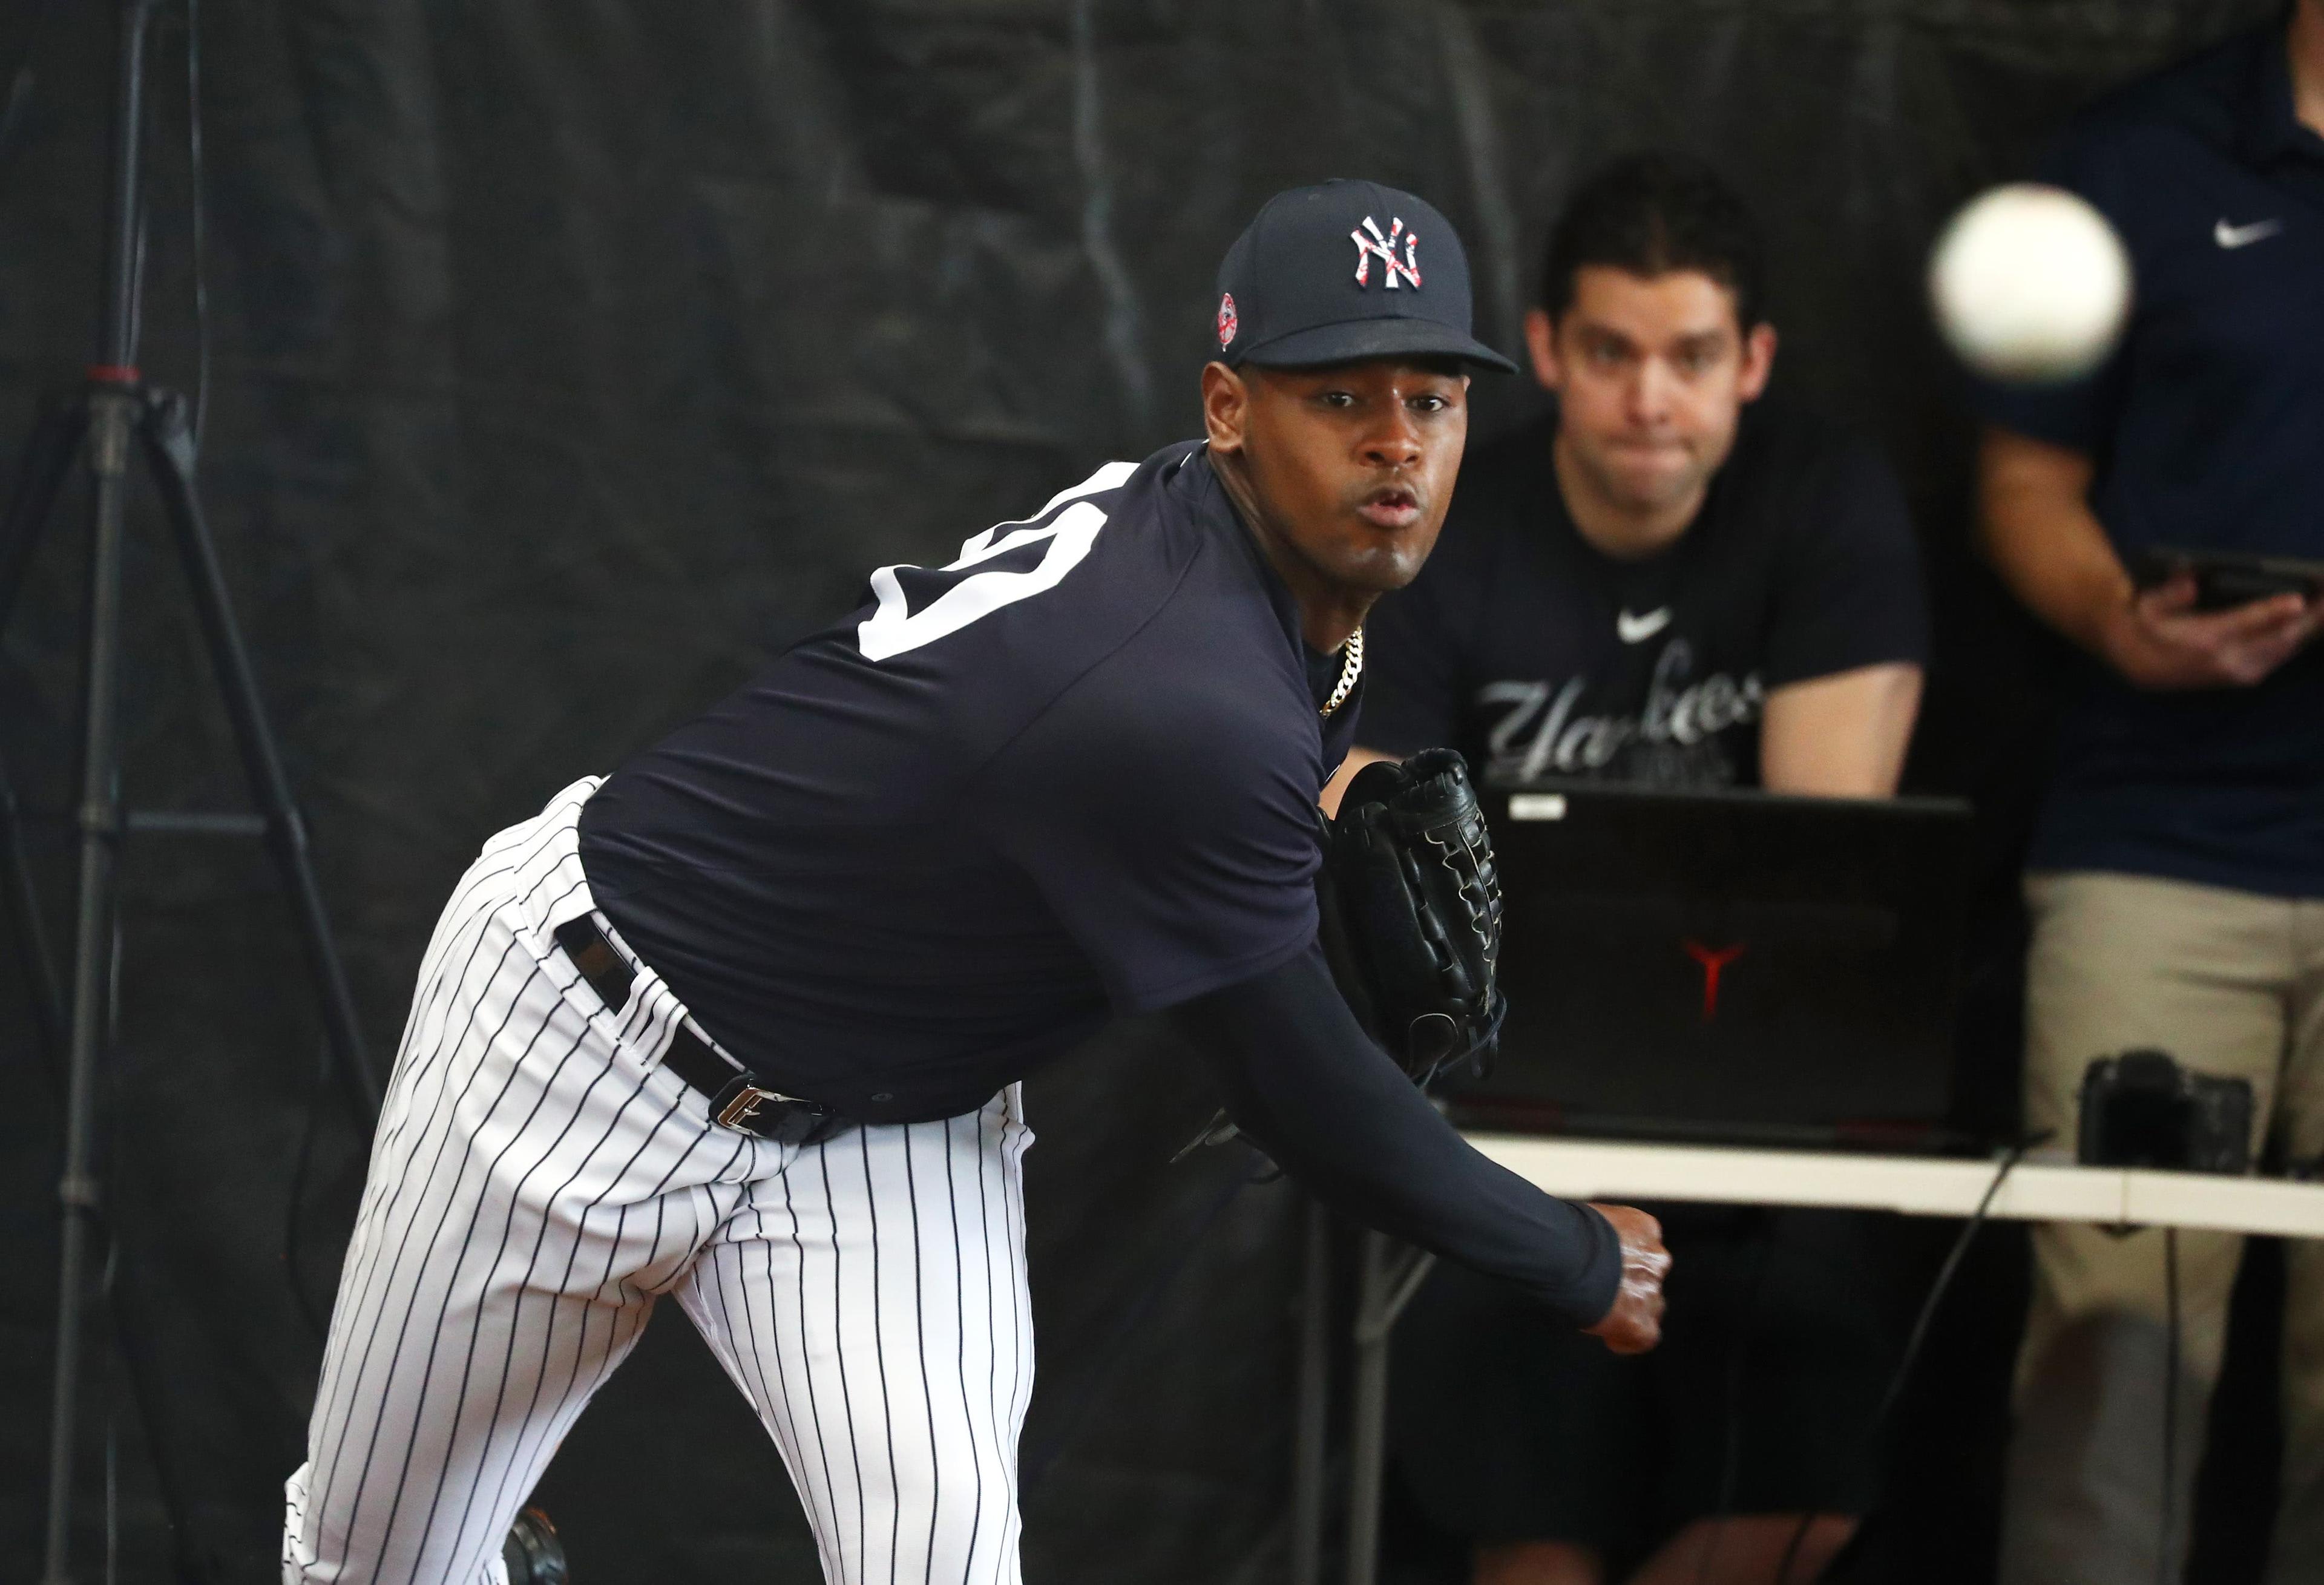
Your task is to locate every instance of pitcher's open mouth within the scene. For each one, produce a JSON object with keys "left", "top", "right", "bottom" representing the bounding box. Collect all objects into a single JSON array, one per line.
[{"left": 1357, "top": 485, "right": 1421, "bottom": 530}]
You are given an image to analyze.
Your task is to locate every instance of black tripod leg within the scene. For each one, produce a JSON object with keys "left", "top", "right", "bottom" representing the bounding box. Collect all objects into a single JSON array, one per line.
[
  {"left": 137, "top": 389, "right": 381, "bottom": 1120},
  {"left": 45, "top": 375, "right": 138, "bottom": 1585},
  {"left": 0, "top": 740, "right": 68, "bottom": 1085},
  {"left": 0, "top": 398, "right": 87, "bottom": 631}
]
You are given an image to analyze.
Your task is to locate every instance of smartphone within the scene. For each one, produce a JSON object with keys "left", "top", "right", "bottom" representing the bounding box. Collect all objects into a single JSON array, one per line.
[{"left": 2129, "top": 546, "right": 2324, "bottom": 612}]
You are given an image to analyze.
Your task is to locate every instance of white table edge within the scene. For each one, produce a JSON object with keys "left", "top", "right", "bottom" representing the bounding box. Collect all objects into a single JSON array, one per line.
[{"left": 1462, "top": 1131, "right": 2324, "bottom": 1239}]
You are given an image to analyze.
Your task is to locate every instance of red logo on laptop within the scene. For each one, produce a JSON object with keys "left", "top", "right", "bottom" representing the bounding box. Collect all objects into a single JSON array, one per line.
[{"left": 1681, "top": 940, "right": 1747, "bottom": 1022}]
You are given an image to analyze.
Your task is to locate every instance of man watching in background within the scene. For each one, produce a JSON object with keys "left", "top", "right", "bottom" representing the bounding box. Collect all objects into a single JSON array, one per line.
[
  {"left": 1338, "top": 156, "right": 1924, "bottom": 807},
  {"left": 1362, "top": 153, "right": 1929, "bottom": 1585},
  {"left": 1978, "top": 5, "right": 2324, "bottom": 1581}
]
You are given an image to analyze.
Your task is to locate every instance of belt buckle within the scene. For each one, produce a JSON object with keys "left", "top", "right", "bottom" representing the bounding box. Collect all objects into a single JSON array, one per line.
[{"left": 717, "top": 1083, "right": 781, "bottom": 1131}]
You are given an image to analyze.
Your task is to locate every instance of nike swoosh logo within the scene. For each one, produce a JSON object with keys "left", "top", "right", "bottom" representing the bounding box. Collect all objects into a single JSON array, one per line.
[
  {"left": 1617, "top": 606, "right": 1672, "bottom": 644},
  {"left": 2214, "top": 217, "right": 2283, "bottom": 249}
]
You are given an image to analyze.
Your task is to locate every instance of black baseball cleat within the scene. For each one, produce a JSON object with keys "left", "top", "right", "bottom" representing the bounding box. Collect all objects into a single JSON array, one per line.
[{"left": 503, "top": 1507, "right": 570, "bottom": 1585}]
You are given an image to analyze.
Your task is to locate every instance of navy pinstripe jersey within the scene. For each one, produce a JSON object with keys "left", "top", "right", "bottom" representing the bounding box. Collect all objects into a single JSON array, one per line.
[{"left": 577, "top": 441, "right": 1364, "bottom": 1123}]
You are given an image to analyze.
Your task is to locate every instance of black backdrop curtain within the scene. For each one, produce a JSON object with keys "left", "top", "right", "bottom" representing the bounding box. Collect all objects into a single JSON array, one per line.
[{"left": 0, "top": 1, "right": 2276, "bottom": 1580}]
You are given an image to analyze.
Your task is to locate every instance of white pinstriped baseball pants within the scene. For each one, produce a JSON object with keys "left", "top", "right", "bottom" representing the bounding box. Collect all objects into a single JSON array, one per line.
[{"left": 283, "top": 781, "right": 1036, "bottom": 1584}]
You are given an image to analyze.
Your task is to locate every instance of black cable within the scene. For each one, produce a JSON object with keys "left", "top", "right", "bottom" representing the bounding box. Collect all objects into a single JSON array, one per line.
[
  {"left": 102, "top": 1239, "right": 120, "bottom": 1585},
  {"left": 95, "top": 1185, "right": 203, "bottom": 1580},
  {"left": 182, "top": 0, "right": 208, "bottom": 453},
  {"left": 127, "top": 166, "right": 148, "bottom": 373},
  {"left": 105, "top": 1406, "right": 118, "bottom": 1585},
  {"left": 1774, "top": 1137, "right": 2036, "bottom": 1584},
  {"left": 2158, "top": 1227, "right": 2180, "bottom": 1585},
  {"left": 91, "top": 920, "right": 200, "bottom": 1565}
]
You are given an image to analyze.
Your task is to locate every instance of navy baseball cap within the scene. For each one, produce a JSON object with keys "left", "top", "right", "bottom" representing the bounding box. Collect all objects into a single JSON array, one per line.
[{"left": 1212, "top": 179, "right": 1517, "bottom": 373}]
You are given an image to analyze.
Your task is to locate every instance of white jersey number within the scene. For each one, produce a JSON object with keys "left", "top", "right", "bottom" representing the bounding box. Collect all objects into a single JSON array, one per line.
[{"left": 856, "top": 462, "right": 1136, "bottom": 663}]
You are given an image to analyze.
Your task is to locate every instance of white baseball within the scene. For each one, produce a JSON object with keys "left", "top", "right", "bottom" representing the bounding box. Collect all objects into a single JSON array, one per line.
[{"left": 1928, "top": 183, "right": 2132, "bottom": 383}]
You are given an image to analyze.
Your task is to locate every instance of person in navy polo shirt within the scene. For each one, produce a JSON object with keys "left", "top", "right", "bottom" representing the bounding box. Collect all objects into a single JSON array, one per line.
[{"left": 1976, "top": 6, "right": 2324, "bottom": 1581}]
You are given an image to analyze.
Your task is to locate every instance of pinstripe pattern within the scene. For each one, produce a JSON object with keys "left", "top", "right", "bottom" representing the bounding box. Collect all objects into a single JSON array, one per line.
[{"left": 284, "top": 782, "right": 1036, "bottom": 1584}]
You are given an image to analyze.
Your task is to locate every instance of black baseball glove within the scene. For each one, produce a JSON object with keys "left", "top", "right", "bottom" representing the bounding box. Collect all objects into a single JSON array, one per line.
[
  {"left": 1318, "top": 747, "right": 1507, "bottom": 1089},
  {"left": 1172, "top": 747, "right": 1508, "bottom": 1161}
]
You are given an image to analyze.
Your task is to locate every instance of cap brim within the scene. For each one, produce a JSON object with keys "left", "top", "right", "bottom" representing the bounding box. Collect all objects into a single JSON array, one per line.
[{"left": 1236, "top": 315, "right": 1519, "bottom": 375}]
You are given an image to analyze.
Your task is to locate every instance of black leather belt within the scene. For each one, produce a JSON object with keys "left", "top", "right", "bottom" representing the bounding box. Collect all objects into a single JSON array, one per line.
[{"left": 553, "top": 914, "right": 847, "bottom": 1146}]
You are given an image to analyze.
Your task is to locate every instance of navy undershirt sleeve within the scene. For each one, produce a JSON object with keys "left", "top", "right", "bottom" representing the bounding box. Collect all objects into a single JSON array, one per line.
[{"left": 1175, "top": 942, "right": 1623, "bottom": 1327}]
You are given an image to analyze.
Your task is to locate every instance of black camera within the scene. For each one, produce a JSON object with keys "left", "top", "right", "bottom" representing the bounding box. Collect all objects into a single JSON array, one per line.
[
  {"left": 502, "top": 1509, "right": 569, "bottom": 1585},
  {"left": 2078, "top": 1049, "right": 2253, "bottom": 1175}
]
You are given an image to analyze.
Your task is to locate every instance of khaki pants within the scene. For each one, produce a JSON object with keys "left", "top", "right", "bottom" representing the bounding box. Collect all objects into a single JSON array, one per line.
[{"left": 1999, "top": 871, "right": 2324, "bottom": 1585}]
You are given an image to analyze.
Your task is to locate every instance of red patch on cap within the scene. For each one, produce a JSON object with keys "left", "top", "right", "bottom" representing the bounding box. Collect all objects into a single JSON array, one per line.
[{"left": 1217, "top": 292, "right": 1238, "bottom": 347}]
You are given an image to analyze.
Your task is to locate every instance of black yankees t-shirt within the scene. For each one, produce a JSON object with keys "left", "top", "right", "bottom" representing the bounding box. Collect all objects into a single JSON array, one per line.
[
  {"left": 1362, "top": 404, "right": 1928, "bottom": 787},
  {"left": 578, "top": 442, "right": 1364, "bottom": 1124}
]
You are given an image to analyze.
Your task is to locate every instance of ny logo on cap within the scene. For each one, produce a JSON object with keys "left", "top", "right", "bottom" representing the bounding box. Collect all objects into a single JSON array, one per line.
[{"left": 1351, "top": 216, "right": 1422, "bottom": 290}]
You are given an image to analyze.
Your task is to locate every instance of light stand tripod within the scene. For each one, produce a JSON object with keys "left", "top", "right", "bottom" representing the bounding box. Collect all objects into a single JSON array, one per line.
[{"left": 0, "top": 1, "right": 382, "bottom": 1577}]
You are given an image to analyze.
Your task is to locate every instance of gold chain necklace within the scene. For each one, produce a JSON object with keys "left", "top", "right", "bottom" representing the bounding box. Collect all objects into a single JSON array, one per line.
[{"left": 1319, "top": 626, "right": 1364, "bottom": 718}]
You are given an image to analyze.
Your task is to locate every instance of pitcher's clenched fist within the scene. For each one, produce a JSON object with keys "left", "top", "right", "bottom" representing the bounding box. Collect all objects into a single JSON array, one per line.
[{"left": 1582, "top": 1204, "right": 1670, "bottom": 1354}]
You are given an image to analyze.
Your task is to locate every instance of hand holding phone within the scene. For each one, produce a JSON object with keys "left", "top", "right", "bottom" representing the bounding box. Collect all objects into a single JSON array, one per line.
[
  {"left": 2109, "top": 550, "right": 2324, "bottom": 689},
  {"left": 2130, "top": 546, "right": 2324, "bottom": 612}
]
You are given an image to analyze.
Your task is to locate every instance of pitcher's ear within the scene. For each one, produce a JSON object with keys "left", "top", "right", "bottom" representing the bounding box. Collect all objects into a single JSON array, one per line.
[{"left": 1202, "top": 360, "right": 1254, "bottom": 454}]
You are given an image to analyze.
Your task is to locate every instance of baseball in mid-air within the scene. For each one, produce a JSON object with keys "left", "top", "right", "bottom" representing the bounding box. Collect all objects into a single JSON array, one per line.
[{"left": 1928, "top": 183, "right": 2132, "bottom": 383}]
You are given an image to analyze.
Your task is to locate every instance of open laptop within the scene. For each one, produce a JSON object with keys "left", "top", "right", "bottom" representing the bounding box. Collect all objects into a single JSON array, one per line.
[{"left": 1443, "top": 779, "right": 1977, "bottom": 1150}]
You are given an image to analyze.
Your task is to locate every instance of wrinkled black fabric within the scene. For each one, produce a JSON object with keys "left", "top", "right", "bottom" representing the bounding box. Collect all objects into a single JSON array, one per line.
[
  {"left": 0, "top": 1, "right": 2280, "bottom": 1580},
  {"left": 1180, "top": 942, "right": 1621, "bottom": 1327}
]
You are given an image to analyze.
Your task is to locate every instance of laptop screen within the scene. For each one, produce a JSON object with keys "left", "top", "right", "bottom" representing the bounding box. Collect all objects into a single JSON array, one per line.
[{"left": 1446, "top": 781, "right": 1974, "bottom": 1146}]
